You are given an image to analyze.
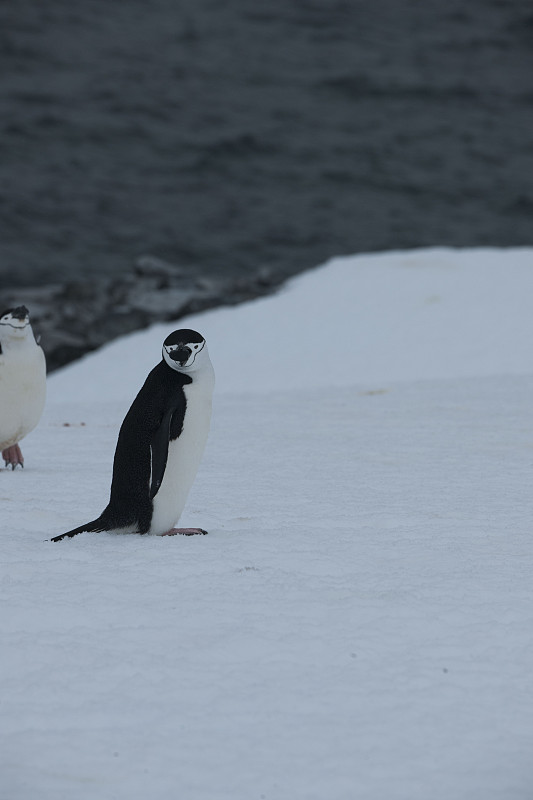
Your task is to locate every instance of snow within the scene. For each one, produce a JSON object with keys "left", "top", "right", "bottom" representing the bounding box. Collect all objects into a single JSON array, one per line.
[{"left": 2, "top": 247, "right": 533, "bottom": 799}]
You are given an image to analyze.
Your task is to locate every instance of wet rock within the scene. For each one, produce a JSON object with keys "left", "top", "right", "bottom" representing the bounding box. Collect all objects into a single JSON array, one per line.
[
  {"left": 125, "top": 287, "right": 194, "bottom": 315},
  {"left": 134, "top": 255, "right": 184, "bottom": 283}
]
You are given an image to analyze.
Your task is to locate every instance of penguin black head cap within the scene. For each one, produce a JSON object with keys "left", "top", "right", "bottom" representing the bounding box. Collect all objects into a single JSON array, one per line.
[{"left": 1, "top": 305, "right": 30, "bottom": 321}]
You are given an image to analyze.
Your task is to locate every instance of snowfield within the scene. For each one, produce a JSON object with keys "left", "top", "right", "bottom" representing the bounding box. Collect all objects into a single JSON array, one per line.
[{"left": 2, "top": 247, "right": 533, "bottom": 799}]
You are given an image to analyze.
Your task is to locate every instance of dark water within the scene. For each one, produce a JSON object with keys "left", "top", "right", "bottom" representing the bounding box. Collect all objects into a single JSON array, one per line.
[{"left": 1, "top": 0, "right": 533, "bottom": 292}]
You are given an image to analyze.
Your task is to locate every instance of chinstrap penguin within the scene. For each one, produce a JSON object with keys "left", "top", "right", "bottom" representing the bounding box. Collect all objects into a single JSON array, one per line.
[
  {"left": 51, "top": 328, "right": 214, "bottom": 542},
  {"left": 0, "top": 305, "right": 46, "bottom": 469}
]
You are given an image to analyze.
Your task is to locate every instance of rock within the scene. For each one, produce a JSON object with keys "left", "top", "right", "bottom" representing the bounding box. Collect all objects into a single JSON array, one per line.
[
  {"left": 125, "top": 288, "right": 194, "bottom": 315},
  {"left": 135, "top": 255, "right": 184, "bottom": 283}
]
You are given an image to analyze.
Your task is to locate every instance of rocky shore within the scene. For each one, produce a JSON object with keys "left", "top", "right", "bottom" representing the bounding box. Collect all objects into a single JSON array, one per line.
[{"left": 1, "top": 257, "right": 280, "bottom": 372}]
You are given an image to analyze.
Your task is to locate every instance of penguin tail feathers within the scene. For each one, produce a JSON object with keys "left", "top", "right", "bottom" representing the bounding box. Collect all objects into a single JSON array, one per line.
[{"left": 50, "top": 518, "right": 106, "bottom": 543}]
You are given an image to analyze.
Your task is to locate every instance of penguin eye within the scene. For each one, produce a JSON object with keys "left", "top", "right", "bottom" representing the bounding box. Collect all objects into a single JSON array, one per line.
[{"left": 194, "top": 345, "right": 199, "bottom": 349}]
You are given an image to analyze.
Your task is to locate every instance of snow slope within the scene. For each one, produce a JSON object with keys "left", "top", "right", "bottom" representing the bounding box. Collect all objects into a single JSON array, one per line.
[{"left": 2, "top": 247, "right": 533, "bottom": 799}]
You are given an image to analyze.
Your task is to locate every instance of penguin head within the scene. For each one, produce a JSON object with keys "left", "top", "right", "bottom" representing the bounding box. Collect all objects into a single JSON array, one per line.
[
  {"left": 162, "top": 328, "right": 208, "bottom": 373},
  {"left": 0, "top": 306, "right": 31, "bottom": 339}
]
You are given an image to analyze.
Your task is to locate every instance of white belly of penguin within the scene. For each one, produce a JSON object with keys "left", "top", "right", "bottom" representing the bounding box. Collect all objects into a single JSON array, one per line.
[
  {"left": 0, "top": 345, "right": 46, "bottom": 449},
  {"left": 149, "top": 381, "right": 213, "bottom": 534}
]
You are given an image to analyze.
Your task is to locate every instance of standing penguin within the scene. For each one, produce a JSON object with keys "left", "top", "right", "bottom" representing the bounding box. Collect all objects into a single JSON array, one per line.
[
  {"left": 0, "top": 305, "right": 46, "bottom": 469},
  {"left": 51, "top": 328, "right": 214, "bottom": 541}
]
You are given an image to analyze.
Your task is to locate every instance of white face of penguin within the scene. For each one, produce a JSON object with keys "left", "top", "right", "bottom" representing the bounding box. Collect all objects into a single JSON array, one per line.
[
  {"left": 0, "top": 306, "right": 31, "bottom": 340},
  {"left": 162, "top": 328, "right": 208, "bottom": 373}
]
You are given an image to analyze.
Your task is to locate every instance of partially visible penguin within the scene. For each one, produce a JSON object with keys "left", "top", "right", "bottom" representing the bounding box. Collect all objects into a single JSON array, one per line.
[
  {"left": 52, "top": 328, "right": 214, "bottom": 542},
  {"left": 0, "top": 305, "right": 46, "bottom": 469}
]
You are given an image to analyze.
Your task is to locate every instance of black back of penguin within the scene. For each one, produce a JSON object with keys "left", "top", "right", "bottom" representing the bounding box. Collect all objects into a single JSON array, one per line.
[{"left": 103, "top": 361, "right": 192, "bottom": 533}]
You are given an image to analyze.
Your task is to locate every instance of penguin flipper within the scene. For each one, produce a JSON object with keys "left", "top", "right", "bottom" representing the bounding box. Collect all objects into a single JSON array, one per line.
[{"left": 149, "top": 408, "right": 173, "bottom": 501}]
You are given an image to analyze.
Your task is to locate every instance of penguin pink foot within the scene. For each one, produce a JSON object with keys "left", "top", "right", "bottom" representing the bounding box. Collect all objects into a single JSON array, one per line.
[
  {"left": 160, "top": 527, "right": 208, "bottom": 536},
  {"left": 3, "top": 444, "right": 24, "bottom": 469}
]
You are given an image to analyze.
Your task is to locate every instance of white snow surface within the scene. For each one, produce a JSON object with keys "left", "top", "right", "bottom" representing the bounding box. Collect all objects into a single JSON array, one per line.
[{"left": 2, "top": 247, "right": 533, "bottom": 799}]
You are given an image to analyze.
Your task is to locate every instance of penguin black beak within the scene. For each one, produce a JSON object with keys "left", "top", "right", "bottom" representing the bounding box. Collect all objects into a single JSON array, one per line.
[
  {"left": 169, "top": 346, "right": 191, "bottom": 366},
  {"left": 12, "top": 305, "right": 29, "bottom": 320}
]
